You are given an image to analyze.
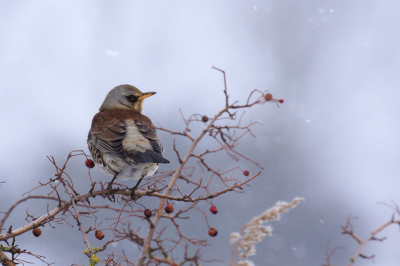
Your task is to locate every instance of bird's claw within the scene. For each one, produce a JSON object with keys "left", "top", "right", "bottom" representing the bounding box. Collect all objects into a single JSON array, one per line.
[
  {"left": 105, "top": 182, "right": 119, "bottom": 202},
  {"left": 130, "top": 187, "right": 139, "bottom": 200},
  {"left": 107, "top": 194, "right": 116, "bottom": 203},
  {"left": 130, "top": 177, "right": 144, "bottom": 200}
]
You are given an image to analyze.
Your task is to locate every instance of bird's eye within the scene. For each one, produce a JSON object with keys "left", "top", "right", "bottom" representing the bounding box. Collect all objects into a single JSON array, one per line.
[{"left": 126, "top": 94, "right": 136, "bottom": 102}]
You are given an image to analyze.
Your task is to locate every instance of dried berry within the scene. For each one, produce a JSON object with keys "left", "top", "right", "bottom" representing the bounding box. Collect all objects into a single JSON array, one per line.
[
  {"left": 202, "top": 115, "right": 209, "bottom": 122},
  {"left": 210, "top": 205, "right": 218, "bottom": 214},
  {"left": 95, "top": 230, "right": 105, "bottom": 240},
  {"left": 279, "top": 99, "right": 284, "bottom": 103},
  {"left": 208, "top": 227, "right": 218, "bottom": 237},
  {"left": 32, "top": 227, "right": 41, "bottom": 237},
  {"left": 85, "top": 159, "right": 95, "bottom": 169},
  {"left": 264, "top": 93, "right": 273, "bottom": 101},
  {"left": 144, "top": 209, "right": 152, "bottom": 218},
  {"left": 164, "top": 203, "right": 174, "bottom": 214},
  {"left": 243, "top": 170, "right": 250, "bottom": 176}
]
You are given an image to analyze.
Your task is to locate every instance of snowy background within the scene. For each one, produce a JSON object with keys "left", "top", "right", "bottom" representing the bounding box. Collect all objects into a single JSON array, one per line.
[{"left": 1, "top": 1, "right": 400, "bottom": 265}]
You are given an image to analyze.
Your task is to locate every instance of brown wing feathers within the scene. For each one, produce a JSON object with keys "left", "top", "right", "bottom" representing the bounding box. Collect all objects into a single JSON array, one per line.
[
  {"left": 134, "top": 119, "right": 164, "bottom": 153},
  {"left": 88, "top": 109, "right": 169, "bottom": 164}
]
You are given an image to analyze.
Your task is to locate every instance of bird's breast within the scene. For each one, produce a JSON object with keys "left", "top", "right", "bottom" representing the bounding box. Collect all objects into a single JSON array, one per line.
[{"left": 122, "top": 120, "right": 152, "bottom": 153}]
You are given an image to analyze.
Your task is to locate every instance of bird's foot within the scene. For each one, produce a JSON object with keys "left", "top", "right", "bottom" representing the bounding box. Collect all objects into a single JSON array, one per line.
[
  {"left": 105, "top": 175, "right": 118, "bottom": 202},
  {"left": 106, "top": 175, "right": 118, "bottom": 192},
  {"left": 130, "top": 186, "right": 141, "bottom": 200},
  {"left": 107, "top": 195, "right": 116, "bottom": 203},
  {"left": 106, "top": 186, "right": 120, "bottom": 202},
  {"left": 106, "top": 188, "right": 116, "bottom": 202},
  {"left": 130, "top": 177, "right": 144, "bottom": 200},
  {"left": 106, "top": 183, "right": 116, "bottom": 193}
]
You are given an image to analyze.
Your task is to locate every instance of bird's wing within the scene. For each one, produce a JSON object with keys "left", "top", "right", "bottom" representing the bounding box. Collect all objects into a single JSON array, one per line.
[
  {"left": 88, "top": 109, "right": 169, "bottom": 164},
  {"left": 130, "top": 117, "right": 170, "bottom": 163},
  {"left": 88, "top": 110, "right": 127, "bottom": 159}
]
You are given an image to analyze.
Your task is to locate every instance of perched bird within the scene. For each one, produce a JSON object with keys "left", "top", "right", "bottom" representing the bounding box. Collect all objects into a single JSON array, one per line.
[{"left": 87, "top": 85, "right": 170, "bottom": 194}]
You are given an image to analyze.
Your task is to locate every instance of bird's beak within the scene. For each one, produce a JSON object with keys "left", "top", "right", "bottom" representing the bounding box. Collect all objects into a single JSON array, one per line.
[{"left": 138, "top": 92, "right": 156, "bottom": 100}]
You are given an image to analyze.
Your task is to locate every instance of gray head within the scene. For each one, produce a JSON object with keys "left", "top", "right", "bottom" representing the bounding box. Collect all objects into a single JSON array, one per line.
[{"left": 99, "top": 84, "right": 156, "bottom": 113}]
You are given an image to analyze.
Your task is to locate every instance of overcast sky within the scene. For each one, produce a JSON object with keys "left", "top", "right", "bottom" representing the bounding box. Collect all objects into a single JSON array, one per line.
[{"left": 1, "top": 1, "right": 400, "bottom": 265}]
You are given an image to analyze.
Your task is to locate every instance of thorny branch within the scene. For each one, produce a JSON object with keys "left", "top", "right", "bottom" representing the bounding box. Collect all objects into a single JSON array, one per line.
[
  {"left": 324, "top": 201, "right": 400, "bottom": 266},
  {"left": 136, "top": 66, "right": 277, "bottom": 266}
]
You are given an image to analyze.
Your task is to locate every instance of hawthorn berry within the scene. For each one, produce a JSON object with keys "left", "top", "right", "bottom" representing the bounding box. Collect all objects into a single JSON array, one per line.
[
  {"left": 210, "top": 205, "right": 218, "bottom": 214},
  {"left": 202, "top": 115, "right": 209, "bottom": 122},
  {"left": 164, "top": 203, "right": 174, "bottom": 214},
  {"left": 85, "top": 159, "right": 95, "bottom": 169},
  {"left": 144, "top": 209, "right": 152, "bottom": 218},
  {"left": 279, "top": 99, "right": 284, "bottom": 103},
  {"left": 243, "top": 170, "right": 250, "bottom": 176},
  {"left": 32, "top": 227, "right": 41, "bottom": 237},
  {"left": 95, "top": 230, "right": 105, "bottom": 240},
  {"left": 264, "top": 93, "right": 273, "bottom": 101},
  {"left": 208, "top": 227, "right": 218, "bottom": 237}
]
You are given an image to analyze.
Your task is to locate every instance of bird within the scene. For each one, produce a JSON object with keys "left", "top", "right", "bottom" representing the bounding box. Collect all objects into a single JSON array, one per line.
[{"left": 87, "top": 84, "right": 170, "bottom": 196}]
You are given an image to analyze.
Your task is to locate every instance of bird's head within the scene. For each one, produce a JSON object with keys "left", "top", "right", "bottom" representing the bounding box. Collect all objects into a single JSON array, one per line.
[{"left": 99, "top": 84, "right": 156, "bottom": 113}]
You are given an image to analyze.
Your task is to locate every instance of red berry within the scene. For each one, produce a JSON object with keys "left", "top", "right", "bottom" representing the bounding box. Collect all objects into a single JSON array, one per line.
[
  {"left": 210, "top": 205, "right": 218, "bottom": 214},
  {"left": 95, "top": 230, "right": 105, "bottom": 240},
  {"left": 144, "top": 209, "right": 152, "bottom": 218},
  {"left": 243, "top": 170, "right": 250, "bottom": 176},
  {"left": 85, "top": 159, "right": 95, "bottom": 168},
  {"left": 202, "top": 115, "right": 209, "bottom": 122},
  {"left": 264, "top": 93, "right": 273, "bottom": 101},
  {"left": 32, "top": 227, "right": 41, "bottom": 237},
  {"left": 164, "top": 203, "right": 174, "bottom": 214},
  {"left": 279, "top": 99, "right": 284, "bottom": 103},
  {"left": 208, "top": 227, "right": 218, "bottom": 237},
  {"left": 171, "top": 263, "right": 179, "bottom": 266}
]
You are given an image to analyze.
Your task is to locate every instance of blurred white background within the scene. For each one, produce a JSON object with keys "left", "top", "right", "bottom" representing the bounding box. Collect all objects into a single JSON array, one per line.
[{"left": 1, "top": 1, "right": 400, "bottom": 265}]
